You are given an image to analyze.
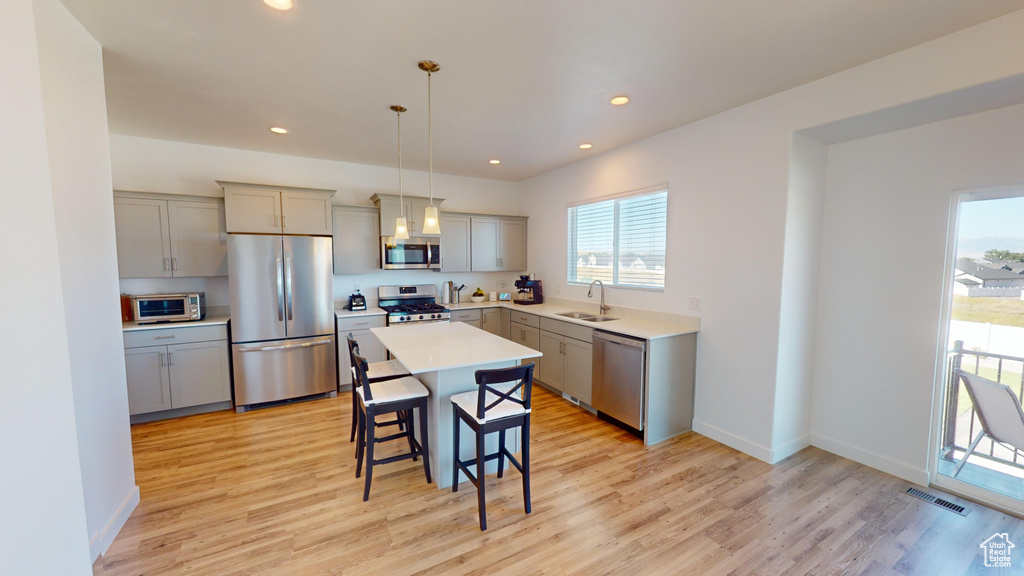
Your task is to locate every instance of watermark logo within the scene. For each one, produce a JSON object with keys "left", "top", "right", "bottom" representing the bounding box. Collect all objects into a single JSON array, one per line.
[{"left": 980, "top": 533, "right": 1015, "bottom": 568}]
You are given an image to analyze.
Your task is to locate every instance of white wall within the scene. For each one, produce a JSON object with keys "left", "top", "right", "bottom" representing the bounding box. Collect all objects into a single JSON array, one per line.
[
  {"left": 34, "top": 0, "right": 138, "bottom": 558},
  {"left": 0, "top": 0, "right": 92, "bottom": 572},
  {"left": 111, "top": 135, "right": 527, "bottom": 303},
  {"left": 518, "top": 10, "right": 1024, "bottom": 466},
  {"left": 813, "top": 101, "right": 1024, "bottom": 484},
  {"left": 771, "top": 134, "right": 827, "bottom": 462}
]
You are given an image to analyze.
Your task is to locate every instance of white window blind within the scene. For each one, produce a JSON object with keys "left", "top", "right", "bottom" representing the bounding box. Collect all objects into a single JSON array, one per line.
[{"left": 567, "top": 188, "right": 667, "bottom": 289}]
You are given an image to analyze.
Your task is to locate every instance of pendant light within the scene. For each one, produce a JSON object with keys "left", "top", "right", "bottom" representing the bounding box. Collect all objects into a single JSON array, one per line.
[
  {"left": 419, "top": 60, "right": 442, "bottom": 235},
  {"left": 391, "top": 105, "right": 410, "bottom": 240}
]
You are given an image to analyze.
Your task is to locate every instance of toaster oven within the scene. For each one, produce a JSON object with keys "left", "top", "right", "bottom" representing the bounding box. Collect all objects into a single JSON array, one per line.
[{"left": 131, "top": 292, "right": 206, "bottom": 324}]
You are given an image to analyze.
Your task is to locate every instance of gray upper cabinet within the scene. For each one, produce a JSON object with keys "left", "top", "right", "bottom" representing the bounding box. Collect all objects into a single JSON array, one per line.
[
  {"left": 114, "top": 195, "right": 226, "bottom": 278},
  {"left": 332, "top": 206, "right": 379, "bottom": 274},
  {"left": 471, "top": 216, "right": 528, "bottom": 272},
  {"left": 220, "top": 182, "right": 335, "bottom": 235},
  {"left": 371, "top": 193, "right": 444, "bottom": 238},
  {"left": 440, "top": 214, "right": 471, "bottom": 272}
]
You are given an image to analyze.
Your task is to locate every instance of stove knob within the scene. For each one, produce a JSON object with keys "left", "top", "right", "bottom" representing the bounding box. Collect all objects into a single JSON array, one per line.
[
  {"left": 430, "top": 314, "right": 436, "bottom": 319},
  {"left": 419, "top": 315, "right": 424, "bottom": 320},
  {"left": 401, "top": 316, "right": 408, "bottom": 322}
]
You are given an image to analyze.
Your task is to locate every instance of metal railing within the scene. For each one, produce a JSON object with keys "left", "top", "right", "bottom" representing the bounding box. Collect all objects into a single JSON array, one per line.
[{"left": 942, "top": 340, "right": 1024, "bottom": 471}]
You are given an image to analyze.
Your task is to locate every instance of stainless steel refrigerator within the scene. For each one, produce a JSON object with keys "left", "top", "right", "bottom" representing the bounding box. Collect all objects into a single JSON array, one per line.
[{"left": 228, "top": 234, "right": 337, "bottom": 410}]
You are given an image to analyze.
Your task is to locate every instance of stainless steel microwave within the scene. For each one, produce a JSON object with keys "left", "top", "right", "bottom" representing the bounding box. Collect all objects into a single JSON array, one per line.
[
  {"left": 131, "top": 292, "right": 205, "bottom": 324},
  {"left": 381, "top": 237, "right": 440, "bottom": 270}
]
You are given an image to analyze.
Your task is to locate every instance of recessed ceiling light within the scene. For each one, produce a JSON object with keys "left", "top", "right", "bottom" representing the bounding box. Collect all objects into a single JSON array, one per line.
[
  {"left": 489, "top": 159, "right": 501, "bottom": 165},
  {"left": 269, "top": 126, "right": 288, "bottom": 134},
  {"left": 264, "top": 0, "right": 294, "bottom": 10},
  {"left": 579, "top": 143, "right": 593, "bottom": 150},
  {"left": 610, "top": 96, "right": 629, "bottom": 106}
]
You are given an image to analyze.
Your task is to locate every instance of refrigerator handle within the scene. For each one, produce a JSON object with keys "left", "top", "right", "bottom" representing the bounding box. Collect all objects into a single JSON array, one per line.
[
  {"left": 284, "top": 251, "right": 294, "bottom": 321},
  {"left": 276, "top": 255, "right": 285, "bottom": 321}
]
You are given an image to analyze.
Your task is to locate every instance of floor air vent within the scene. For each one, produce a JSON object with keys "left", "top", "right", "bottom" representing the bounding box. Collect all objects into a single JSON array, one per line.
[{"left": 905, "top": 487, "right": 971, "bottom": 516}]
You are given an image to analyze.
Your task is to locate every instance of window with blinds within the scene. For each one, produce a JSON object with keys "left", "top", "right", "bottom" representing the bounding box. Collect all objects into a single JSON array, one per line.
[{"left": 567, "top": 188, "right": 667, "bottom": 289}]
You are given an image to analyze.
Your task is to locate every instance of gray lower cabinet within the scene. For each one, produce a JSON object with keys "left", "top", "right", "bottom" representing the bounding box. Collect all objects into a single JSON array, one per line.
[
  {"left": 481, "top": 308, "right": 501, "bottom": 335},
  {"left": 337, "top": 315, "right": 387, "bottom": 388},
  {"left": 123, "top": 324, "right": 231, "bottom": 417},
  {"left": 500, "top": 308, "right": 511, "bottom": 339},
  {"left": 451, "top": 308, "right": 482, "bottom": 328},
  {"left": 538, "top": 318, "right": 594, "bottom": 404}
]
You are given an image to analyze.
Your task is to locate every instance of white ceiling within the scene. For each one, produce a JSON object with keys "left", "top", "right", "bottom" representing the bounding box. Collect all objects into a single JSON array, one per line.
[{"left": 61, "top": 0, "right": 1024, "bottom": 182}]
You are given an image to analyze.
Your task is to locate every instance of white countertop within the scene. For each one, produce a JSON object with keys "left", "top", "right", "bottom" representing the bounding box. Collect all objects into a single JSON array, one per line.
[
  {"left": 122, "top": 315, "right": 229, "bottom": 332},
  {"left": 445, "top": 300, "right": 698, "bottom": 340},
  {"left": 371, "top": 322, "right": 541, "bottom": 374},
  {"left": 335, "top": 306, "right": 387, "bottom": 319}
]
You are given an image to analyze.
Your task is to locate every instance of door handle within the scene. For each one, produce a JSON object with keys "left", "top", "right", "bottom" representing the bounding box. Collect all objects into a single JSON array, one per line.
[
  {"left": 284, "top": 252, "right": 294, "bottom": 321},
  {"left": 240, "top": 339, "right": 332, "bottom": 352},
  {"left": 276, "top": 255, "right": 285, "bottom": 321}
]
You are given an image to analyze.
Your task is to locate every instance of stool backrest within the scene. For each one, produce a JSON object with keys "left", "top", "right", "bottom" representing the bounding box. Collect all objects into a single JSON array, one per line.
[
  {"left": 351, "top": 351, "right": 374, "bottom": 402},
  {"left": 473, "top": 363, "right": 534, "bottom": 420}
]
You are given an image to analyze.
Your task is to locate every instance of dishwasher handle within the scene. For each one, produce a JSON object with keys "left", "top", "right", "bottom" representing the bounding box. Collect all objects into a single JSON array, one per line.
[{"left": 594, "top": 330, "right": 647, "bottom": 350}]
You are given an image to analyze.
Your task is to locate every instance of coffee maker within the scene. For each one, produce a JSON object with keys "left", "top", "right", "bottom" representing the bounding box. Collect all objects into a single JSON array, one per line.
[{"left": 513, "top": 275, "right": 543, "bottom": 305}]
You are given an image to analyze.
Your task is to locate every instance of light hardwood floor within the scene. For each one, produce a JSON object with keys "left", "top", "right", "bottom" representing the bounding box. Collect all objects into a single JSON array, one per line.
[{"left": 94, "top": 386, "right": 1024, "bottom": 576}]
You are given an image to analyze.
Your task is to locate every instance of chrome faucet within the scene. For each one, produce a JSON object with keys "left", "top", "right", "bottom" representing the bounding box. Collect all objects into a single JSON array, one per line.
[{"left": 587, "top": 280, "right": 610, "bottom": 315}]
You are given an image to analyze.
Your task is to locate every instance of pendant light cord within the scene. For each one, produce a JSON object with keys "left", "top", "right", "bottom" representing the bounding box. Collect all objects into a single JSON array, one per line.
[
  {"left": 397, "top": 109, "right": 404, "bottom": 217},
  {"left": 428, "top": 70, "right": 433, "bottom": 207}
]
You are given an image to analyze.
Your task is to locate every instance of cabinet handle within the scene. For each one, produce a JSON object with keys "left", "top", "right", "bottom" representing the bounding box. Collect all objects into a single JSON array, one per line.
[
  {"left": 153, "top": 335, "right": 176, "bottom": 340},
  {"left": 171, "top": 257, "right": 178, "bottom": 271},
  {"left": 282, "top": 215, "right": 287, "bottom": 230},
  {"left": 163, "top": 258, "right": 170, "bottom": 271},
  {"left": 355, "top": 321, "right": 369, "bottom": 326},
  {"left": 159, "top": 353, "right": 166, "bottom": 367},
  {"left": 168, "top": 352, "right": 175, "bottom": 366}
]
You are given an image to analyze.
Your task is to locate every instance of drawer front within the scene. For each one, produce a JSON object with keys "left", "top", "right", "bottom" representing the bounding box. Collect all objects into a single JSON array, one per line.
[
  {"left": 451, "top": 309, "right": 482, "bottom": 322},
  {"left": 124, "top": 324, "right": 227, "bottom": 349},
  {"left": 510, "top": 310, "right": 539, "bottom": 328},
  {"left": 540, "top": 317, "right": 593, "bottom": 343},
  {"left": 337, "top": 314, "right": 386, "bottom": 333}
]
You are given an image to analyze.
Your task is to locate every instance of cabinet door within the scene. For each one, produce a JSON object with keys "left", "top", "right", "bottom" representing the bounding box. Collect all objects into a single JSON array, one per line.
[
  {"left": 113, "top": 197, "right": 172, "bottom": 278},
  {"left": 167, "top": 340, "right": 231, "bottom": 408},
  {"left": 563, "top": 338, "right": 593, "bottom": 404},
  {"left": 470, "top": 217, "right": 500, "bottom": 271},
  {"left": 538, "top": 332, "right": 564, "bottom": 392},
  {"left": 481, "top": 308, "right": 501, "bottom": 336},
  {"left": 377, "top": 196, "right": 403, "bottom": 237},
  {"left": 167, "top": 201, "right": 227, "bottom": 277},
  {"left": 338, "top": 328, "right": 387, "bottom": 387},
  {"left": 499, "top": 218, "right": 527, "bottom": 271},
  {"left": 440, "top": 215, "right": 471, "bottom": 272},
  {"left": 333, "top": 207, "right": 380, "bottom": 274},
  {"left": 500, "top": 308, "right": 511, "bottom": 339},
  {"left": 224, "top": 187, "right": 281, "bottom": 233},
  {"left": 124, "top": 346, "right": 172, "bottom": 415},
  {"left": 282, "top": 190, "right": 332, "bottom": 235}
]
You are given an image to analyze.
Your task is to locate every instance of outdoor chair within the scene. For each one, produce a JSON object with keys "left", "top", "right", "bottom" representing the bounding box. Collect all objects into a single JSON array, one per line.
[{"left": 954, "top": 371, "right": 1024, "bottom": 477}]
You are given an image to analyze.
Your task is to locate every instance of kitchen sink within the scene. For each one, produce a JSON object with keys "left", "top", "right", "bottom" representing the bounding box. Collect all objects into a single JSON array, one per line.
[
  {"left": 556, "top": 311, "right": 595, "bottom": 319},
  {"left": 581, "top": 316, "right": 619, "bottom": 322}
]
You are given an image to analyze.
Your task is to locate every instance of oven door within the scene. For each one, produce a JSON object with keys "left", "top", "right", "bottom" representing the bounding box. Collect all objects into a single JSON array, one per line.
[{"left": 381, "top": 238, "right": 440, "bottom": 270}]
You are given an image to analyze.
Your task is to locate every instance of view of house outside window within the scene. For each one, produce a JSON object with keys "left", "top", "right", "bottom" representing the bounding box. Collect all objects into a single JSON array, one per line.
[{"left": 567, "top": 188, "right": 667, "bottom": 289}]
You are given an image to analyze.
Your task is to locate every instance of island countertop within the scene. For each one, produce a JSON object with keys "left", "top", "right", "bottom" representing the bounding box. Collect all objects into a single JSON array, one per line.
[{"left": 370, "top": 322, "right": 541, "bottom": 375}]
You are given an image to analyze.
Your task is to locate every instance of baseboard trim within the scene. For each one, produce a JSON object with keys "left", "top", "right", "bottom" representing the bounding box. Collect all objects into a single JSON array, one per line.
[
  {"left": 811, "top": 432, "right": 929, "bottom": 485},
  {"left": 90, "top": 485, "right": 140, "bottom": 560},
  {"left": 769, "top": 433, "right": 811, "bottom": 464},
  {"left": 692, "top": 419, "right": 772, "bottom": 463}
]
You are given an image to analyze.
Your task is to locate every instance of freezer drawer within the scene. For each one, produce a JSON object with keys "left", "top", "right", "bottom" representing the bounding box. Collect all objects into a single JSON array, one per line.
[{"left": 232, "top": 335, "right": 337, "bottom": 406}]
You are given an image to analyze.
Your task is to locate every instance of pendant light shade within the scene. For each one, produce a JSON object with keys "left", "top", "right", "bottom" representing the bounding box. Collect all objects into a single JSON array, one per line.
[
  {"left": 391, "top": 105, "right": 410, "bottom": 240},
  {"left": 419, "top": 60, "right": 442, "bottom": 235}
]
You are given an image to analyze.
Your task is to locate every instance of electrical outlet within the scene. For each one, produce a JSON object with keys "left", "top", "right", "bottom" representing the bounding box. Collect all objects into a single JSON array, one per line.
[
  {"left": 556, "top": 283, "right": 563, "bottom": 294},
  {"left": 689, "top": 296, "right": 700, "bottom": 310},
  {"left": 500, "top": 281, "right": 507, "bottom": 290},
  {"left": 354, "top": 283, "right": 360, "bottom": 292}
]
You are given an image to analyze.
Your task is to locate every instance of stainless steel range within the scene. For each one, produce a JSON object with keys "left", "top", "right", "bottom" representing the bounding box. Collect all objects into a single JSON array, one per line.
[{"left": 378, "top": 285, "right": 451, "bottom": 325}]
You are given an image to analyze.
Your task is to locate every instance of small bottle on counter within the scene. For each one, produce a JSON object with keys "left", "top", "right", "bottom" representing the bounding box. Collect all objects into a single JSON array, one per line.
[{"left": 120, "top": 293, "right": 134, "bottom": 323}]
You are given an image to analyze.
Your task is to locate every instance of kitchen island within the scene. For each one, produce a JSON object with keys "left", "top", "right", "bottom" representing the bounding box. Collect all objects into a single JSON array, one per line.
[{"left": 370, "top": 321, "right": 541, "bottom": 489}]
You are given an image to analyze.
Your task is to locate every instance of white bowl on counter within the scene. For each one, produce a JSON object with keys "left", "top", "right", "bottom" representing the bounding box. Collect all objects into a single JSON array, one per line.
[{"left": 470, "top": 296, "right": 485, "bottom": 303}]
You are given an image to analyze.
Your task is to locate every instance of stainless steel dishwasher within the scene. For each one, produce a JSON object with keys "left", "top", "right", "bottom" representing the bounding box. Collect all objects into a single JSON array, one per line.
[{"left": 592, "top": 330, "right": 647, "bottom": 435}]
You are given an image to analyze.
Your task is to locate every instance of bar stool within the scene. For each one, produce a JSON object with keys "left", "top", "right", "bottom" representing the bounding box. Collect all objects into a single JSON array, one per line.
[
  {"left": 352, "top": 352, "right": 432, "bottom": 501},
  {"left": 450, "top": 363, "right": 534, "bottom": 530},
  {"left": 346, "top": 334, "right": 410, "bottom": 443}
]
